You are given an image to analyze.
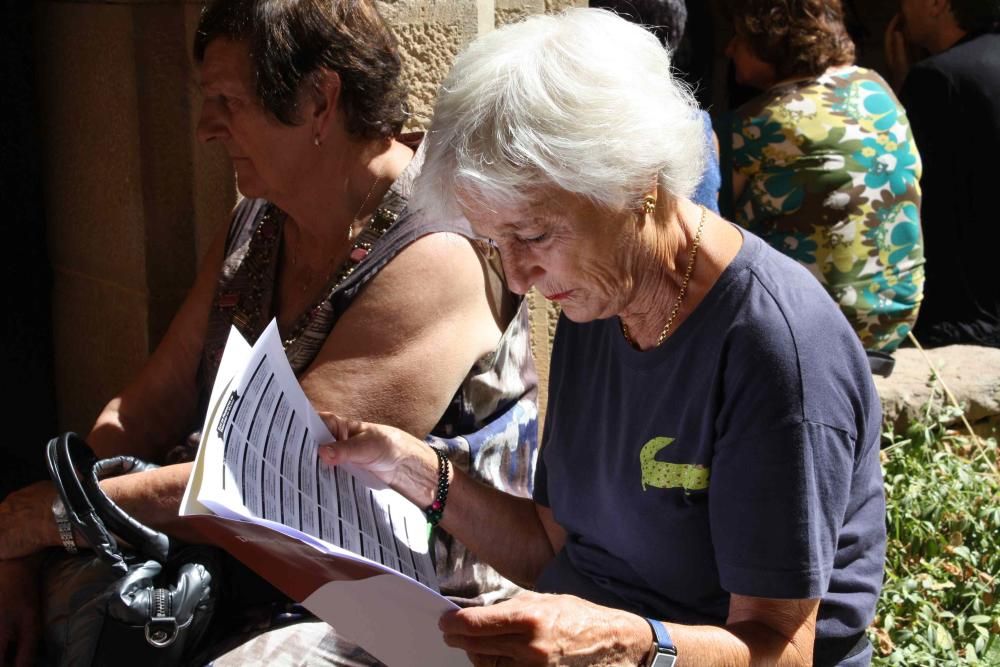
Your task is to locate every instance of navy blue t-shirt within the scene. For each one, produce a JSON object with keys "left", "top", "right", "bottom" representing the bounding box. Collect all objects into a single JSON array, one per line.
[{"left": 534, "top": 230, "right": 885, "bottom": 665}]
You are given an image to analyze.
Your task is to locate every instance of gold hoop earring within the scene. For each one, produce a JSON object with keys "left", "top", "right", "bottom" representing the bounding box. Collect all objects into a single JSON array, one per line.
[
  {"left": 641, "top": 195, "right": 656, "bottom": 216},
  {"left": 314, "top": 136, "right": 321, "bottom": 147}
]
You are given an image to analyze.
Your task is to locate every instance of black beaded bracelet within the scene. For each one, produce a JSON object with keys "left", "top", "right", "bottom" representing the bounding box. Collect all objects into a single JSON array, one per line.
[{"left": 424, "top": 447, "right": 451, "bottom": 526}]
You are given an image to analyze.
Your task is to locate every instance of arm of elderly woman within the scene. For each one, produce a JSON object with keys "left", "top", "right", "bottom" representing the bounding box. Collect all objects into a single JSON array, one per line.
[
  {"left": 0, "top": 223, "right": 503, "bottom": 558},
  {"left": 320, "top": 418, "right": 819, "bottom": 667},
  {"left": 300, "top": 231, "right": 503, "bottom": 437},
  {"left": 0, "top": 222, "right": 229, "bottom": 559},
  {"left": 440, "top": 593, "right": 818, "bottom": 666}
]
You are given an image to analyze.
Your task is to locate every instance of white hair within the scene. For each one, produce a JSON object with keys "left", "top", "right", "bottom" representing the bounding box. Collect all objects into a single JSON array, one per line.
[{"left": 411, "top": 7, "right": 707, "bottom": 222}]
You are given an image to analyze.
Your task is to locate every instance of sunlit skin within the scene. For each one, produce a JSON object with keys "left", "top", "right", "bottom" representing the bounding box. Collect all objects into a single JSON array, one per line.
[
  {"left": 196, "top": 39, "right": 316, "bottom": 202},
  {"left": 463, "top": 191, "right": 643, "bottom": 323},
  {"left": 462, "top": 188, "right": 742, "bottom": 347}
]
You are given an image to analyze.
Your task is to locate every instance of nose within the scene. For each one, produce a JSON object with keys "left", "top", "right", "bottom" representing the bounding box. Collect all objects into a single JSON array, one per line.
[
  {"left": 499, "top": 246, "right": 543, "bottom": 295},
  {"left": 196, "top": 99, "right": 228, "bottom": 144}
]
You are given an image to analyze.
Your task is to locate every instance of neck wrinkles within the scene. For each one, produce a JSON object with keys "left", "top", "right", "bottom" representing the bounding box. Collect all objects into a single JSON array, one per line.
[{"left": 619, "top": 199, "right": 698, "bottom": 346}]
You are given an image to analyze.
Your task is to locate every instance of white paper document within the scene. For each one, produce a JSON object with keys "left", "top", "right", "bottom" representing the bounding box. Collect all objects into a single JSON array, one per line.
[{"left": 181, "top": 320, "right": 468, "bottom": 666}]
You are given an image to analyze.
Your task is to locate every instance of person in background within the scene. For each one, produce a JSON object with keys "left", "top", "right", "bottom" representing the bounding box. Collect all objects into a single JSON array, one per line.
[
  {"left": 591, "top": 0, "right": 722, "bottom": 212},
  {"left": 320, "top": 9, "right": 886, "bottom": 666},
  {"left": 886, "top": 0, "right": 1000, "bottom": 347},
  {"left": 726, "top": 0, "right": 925, "bottom": 356},
  {"left": 0, "top": 1, "right": 537, "bottom": 664}
]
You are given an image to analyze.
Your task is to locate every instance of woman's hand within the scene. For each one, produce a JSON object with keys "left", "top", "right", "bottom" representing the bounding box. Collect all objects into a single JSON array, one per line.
[
  {"left": 0, "top": 482, "right": 60, "bottom": 561},
  {"left": 318, "top": 413, "right": 439, "bottom": 505},
  {"left": 439, "top": 591, "right": 651, "bottom": 667},
  {"left": 0, "top": 558, "right": 42, "bottom": 667}
]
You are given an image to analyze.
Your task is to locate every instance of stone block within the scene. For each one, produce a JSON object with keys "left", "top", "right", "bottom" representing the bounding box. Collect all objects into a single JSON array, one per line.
[
  {"left": 51, "top": 271, "right": 149, "bottom": 433},
  {"left": 496, "top": 0, "right": 585, "bottom": 26},
  {"left": 526, "top": 288, "right": 560, "bottom": 430},
  {"left": 378, "top": 0, "right": 492, "bottom": 130},
  {"left": 875, "top": 345, "right": 1000, "bottom": 437},
  {"left": 35, "top": 2, "right": 146, "bottom": 288}
]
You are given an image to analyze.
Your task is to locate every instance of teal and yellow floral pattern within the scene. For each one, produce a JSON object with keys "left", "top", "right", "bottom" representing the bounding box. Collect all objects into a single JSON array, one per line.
[{"left": 732, "top": 67, "right": 925, "bottom": 352}]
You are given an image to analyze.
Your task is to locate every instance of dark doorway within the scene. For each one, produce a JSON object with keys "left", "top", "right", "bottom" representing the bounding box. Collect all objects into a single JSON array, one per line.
[{"left": 1, "top": 0, "right": 58, "bottom": 500}]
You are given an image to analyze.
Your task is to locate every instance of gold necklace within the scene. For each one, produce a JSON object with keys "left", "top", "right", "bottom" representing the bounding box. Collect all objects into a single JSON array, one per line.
[
  {"left": 348, "top": 175, "right": 380, "bottom": 242},
  {"left": 620, "top": 204, "right": 707, "bottom": 349}
]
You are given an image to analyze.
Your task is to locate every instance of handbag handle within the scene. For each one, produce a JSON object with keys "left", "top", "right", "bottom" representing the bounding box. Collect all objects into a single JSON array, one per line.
[
  {"left": 85, "top": 455, "right": 171, "bottom": 562},
  {"left": 46, "top": 433, "right": 128, "bottom": 573},
  {"left": 45, "top": 433, "right": 173, "bottom": 568}
]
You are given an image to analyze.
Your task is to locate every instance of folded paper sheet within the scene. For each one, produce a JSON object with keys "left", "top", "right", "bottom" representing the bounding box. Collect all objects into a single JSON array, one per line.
[{"left": 180, "top": 321, "right": 468, "bottom": 666}]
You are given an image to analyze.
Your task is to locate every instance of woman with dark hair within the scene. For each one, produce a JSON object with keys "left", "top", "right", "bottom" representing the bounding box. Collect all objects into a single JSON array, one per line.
[
  {"left": 0, "top": 1, "right": 537, "bottom": 664},
  {"left": 725, "top": 0, "right": 925, "bottom": 354}
]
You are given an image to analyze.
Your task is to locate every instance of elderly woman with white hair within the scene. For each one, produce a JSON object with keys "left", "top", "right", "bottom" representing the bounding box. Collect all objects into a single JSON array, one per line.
[{"left": 320, "top": 8, "right": 886, "bottom": 667}]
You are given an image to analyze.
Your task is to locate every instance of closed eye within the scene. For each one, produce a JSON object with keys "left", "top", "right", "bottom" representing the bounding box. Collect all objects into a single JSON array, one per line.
[{"left": 518, "top": 232, "right": 549, "bottom": 244}]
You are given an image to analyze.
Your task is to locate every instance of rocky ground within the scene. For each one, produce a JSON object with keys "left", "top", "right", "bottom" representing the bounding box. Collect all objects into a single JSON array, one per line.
[{"left": 875, "top": 345, "right": 1000, "bottom": 437}]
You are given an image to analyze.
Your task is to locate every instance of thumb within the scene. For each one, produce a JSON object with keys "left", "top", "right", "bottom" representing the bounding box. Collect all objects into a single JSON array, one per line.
[
  {"left": 317, "top": 423, "right": 395, "bottom": 470},
  {"left": 318, "top": 411, "right": 365, "bottom": 441}
]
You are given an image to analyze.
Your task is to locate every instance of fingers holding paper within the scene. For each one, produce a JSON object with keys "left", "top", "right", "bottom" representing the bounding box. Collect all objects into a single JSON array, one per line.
[
  {"left": 317, "top": 413, "right": 441, "bottom": 508},
  {"left": 439, "top": 591, "right": 652, "bottom": 667}
]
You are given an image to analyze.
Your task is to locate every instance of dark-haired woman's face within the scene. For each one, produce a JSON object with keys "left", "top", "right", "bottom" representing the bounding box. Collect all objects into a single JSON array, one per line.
[{"left": 196, "top": 39, "right": 313, "bottom": 201}]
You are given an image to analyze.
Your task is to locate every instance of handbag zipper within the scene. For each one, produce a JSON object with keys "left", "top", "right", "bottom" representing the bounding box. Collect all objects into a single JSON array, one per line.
[{"left": 144, "top": 587, "right": 179, "bottom": 648}]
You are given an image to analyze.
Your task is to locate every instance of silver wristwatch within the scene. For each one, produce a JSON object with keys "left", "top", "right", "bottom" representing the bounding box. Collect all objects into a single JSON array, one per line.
[{"left": 51, "top": 495, "right": 78, "bottom": 554}]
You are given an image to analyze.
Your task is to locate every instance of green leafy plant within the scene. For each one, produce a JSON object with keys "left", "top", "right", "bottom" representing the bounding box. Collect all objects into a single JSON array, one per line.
[{"left": 871, "top": 395, "right": 1000, "bottom": 666}]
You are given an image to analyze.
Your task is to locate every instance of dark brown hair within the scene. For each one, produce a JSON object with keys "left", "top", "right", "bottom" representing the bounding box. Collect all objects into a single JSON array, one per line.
[
  {"left": 194, "top": 0, "right": 408, "bottom": 139},
  {"left": 723, "top": 0, "right": 855, "bottom": 79}
]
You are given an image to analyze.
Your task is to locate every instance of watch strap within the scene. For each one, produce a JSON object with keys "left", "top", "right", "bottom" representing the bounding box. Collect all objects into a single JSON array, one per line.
[
  {"left": 644, "top": 618, "right": 677, "bottom": 667},
  {"left": 51, "top": 495, "right": 79, "bottom": 554}
]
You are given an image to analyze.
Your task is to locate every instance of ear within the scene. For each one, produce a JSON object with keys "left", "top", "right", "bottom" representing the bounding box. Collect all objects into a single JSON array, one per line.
[{"left": 309, "top": 68, "right": 342, "bottom": 143}]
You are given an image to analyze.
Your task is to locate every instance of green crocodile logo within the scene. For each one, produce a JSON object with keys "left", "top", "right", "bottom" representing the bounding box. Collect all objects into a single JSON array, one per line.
[{"left": 639, "top": 436, "right": 710, "bottom": 491}]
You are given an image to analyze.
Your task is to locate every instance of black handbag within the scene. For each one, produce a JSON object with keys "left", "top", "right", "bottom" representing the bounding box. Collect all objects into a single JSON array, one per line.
[{"left": 43, "top": 432, "right": 220, "bottom": 667}]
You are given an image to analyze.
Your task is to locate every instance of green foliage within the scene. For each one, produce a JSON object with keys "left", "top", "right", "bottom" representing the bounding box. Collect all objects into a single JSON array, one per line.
[{"left": 871, "top": 402, "right": 1000, "bottom": 665}]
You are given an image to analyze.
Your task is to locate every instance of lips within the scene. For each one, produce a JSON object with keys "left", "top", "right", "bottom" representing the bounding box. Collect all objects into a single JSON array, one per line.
[{"left": 545, "top": 290, "right": 574, "bottom": 301}]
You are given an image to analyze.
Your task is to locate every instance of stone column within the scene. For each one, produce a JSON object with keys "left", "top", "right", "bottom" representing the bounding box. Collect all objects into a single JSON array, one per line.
[{"left": 35, "top": 0, "right": 233, "bottom": 432}]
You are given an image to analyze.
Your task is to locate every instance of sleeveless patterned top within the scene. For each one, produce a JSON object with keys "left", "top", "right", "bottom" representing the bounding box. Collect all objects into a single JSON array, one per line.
[{"left": 195, "top": 151, "right": 539, "bottom": 605}]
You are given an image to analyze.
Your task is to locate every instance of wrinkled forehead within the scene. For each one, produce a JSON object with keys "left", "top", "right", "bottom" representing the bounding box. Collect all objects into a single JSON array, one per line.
[
  {"left": 459, "top": 190, "right": 559, "bottom": 240},
  {"left": 197, "top": 38, "right": 254, "bottom": 91}
]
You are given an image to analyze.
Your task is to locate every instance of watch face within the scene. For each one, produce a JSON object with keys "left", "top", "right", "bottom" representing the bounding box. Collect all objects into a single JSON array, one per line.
[
  {"left": 651, "top": 653, "right": 677, "bottom": 667},
  {"left": 52, "top": 495, "right": 68, "bottom": 519}
]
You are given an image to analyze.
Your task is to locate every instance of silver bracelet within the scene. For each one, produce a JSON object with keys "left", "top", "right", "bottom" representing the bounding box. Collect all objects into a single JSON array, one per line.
[{"left": 51, "top": 495, "right": 79, "bottom": 554}]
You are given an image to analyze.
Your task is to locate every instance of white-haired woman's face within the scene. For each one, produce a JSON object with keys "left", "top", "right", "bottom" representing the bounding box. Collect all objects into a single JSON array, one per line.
[{"left": 464, "top": 189, "right": 638, "bottom": 322}]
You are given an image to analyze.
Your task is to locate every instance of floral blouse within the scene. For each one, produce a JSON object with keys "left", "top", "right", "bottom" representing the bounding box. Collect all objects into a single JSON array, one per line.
[{"left": 732, "top": 66, "right": 925, "bottom": 352}]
